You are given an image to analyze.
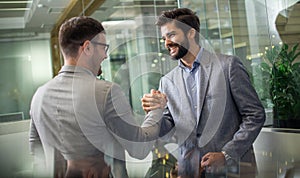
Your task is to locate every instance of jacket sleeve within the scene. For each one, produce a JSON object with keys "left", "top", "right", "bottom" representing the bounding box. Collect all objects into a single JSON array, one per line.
[
  {"left": 29, "top": 116, "right": 44, "bottom": 157},
  {"left": 103, "top": 83, "right": 164, "bottom": 159},
  {"left": 222, "top": 56, "right": 266, "bottom": 161}
]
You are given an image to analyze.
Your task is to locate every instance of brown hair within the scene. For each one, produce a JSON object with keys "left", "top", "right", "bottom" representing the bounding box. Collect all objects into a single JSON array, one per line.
[
  {"left": 59, "top": 16, "right": 105, "bottom": 58},
  {"left": 156, "top": 8, "right": 200, "bottom": 42}
]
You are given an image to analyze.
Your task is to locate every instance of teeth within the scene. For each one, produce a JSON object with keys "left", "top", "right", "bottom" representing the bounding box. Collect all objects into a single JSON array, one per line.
[{"left": 170, "top": 47, "right": 176, "bottom": 54}]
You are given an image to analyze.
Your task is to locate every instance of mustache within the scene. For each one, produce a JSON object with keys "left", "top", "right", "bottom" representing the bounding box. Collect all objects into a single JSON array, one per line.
[{"left": 167, "top": 42, "right": 180, "bottom": 51}]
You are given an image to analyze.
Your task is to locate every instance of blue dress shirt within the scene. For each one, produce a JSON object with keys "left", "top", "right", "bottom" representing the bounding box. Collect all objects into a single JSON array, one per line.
[{"left": 179, "top": 47, "right": 204, "bottom": 119}]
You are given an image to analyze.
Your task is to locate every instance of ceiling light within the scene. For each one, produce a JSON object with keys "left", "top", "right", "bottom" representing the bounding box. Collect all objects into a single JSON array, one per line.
[
  {"left": 37, "top": 4, "right": 45, "bottom": 8},
  {"left": 0, "top": 1, "right": 32, "bottom": 3},
  {"left": 0, "top": 8, "right": 30, "bottom": 11}
]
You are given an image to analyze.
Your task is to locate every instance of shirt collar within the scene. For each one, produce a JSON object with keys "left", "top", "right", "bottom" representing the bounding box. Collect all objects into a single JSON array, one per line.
[
  {"left": 59, "top": 65, "right": 95, "bottom": 77},
  {"left": 179, "top": 47, "right": 204, "bottom": 72}
]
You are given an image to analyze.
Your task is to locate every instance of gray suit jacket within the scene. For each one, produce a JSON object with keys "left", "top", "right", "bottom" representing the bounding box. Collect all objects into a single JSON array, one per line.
[
  {"left": 155, "top": 49, "right": 265, "bottom": 164},
  {"left": 29, "top": 65, "right": 163, "bottom": 177}
]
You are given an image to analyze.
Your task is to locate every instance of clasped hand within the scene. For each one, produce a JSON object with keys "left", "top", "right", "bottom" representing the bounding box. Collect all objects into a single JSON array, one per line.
[{"left": 141, "top": 89, "right": 167, "bottom": 113}]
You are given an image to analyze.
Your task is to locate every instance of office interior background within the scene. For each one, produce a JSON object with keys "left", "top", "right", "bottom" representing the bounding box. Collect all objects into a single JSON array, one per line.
[{"left": 0, "top": 0, "right": 299, "bottom": 177}]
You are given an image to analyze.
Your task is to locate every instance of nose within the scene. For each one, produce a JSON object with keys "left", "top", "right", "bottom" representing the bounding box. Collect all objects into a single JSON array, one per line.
[
  {"left": 103, "top": 52, "right": 108, "bottom": 59},
  {"left": 164, "top": 38, "right": 172, "bottom": 49}
]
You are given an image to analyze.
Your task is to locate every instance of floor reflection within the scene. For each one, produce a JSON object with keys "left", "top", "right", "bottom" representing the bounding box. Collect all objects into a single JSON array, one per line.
[{"left": 254, "top": 128, "right": 300, "bottom": 178}]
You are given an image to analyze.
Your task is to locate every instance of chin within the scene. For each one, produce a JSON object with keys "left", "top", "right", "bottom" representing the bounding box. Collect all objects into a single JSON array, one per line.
[
  {"left": 171, "top": 56, "right": 180, "bottom": 60},
  {"left": 169, "top": 52, "right": 178, "bottom": 60},
  {"left": 171, "top": 54, "right": 181, "bottom": 60}
]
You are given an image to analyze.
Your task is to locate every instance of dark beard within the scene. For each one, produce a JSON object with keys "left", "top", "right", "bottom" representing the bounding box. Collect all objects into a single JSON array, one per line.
[
  {"left": 97, "top": 66, "right": 102, "bottom": 76},
  {"left": 168, "top": 39, "right": 189, "bottom": 60},
  {"left": 173, "top": 44, "right": 188, "bottom": 60}
]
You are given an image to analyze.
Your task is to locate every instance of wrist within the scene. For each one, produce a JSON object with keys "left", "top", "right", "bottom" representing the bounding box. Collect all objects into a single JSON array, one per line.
[{"left": 221, "top": 151, "right": 231, "bottom": 161}]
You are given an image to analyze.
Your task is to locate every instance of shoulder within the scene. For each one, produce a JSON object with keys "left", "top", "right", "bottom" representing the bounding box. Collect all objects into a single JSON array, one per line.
[
  {"left": 205, "top": 50, "right": 243, "bottom": 71},
  {"left": 30, "top": 79, "right": 53, "bottom": 109},
  {"left": 95, "top": 78, "right": 113, "bottom": 88},
  {"left": 94, "top": 79, "right": 125, "bottom": 100},
  {"left": 33, "top": 78, "right": 54, "bottom": 96},
  {"left": 95, "top": 79, "right": 122, "bottom": 94},
  {"left": 217, "top": 52, "right": 242, "bottom": 65},
  {"left": 162, "top": 66, "right": 181, "bottom": 82},
  {"left": 203, "top": 49, "right": 241, "bottom": 65}
]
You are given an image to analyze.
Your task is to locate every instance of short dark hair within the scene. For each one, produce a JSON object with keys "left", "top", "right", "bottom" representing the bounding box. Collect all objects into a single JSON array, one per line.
[
  {"left": 59, "top": 16, "right": 105, "bottom": 58},
  {"left": 156, "top": 8, "right": 200, "bottom": 42}
]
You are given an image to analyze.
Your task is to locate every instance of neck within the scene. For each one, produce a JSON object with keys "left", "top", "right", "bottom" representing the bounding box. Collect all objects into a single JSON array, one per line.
[
  {"left": 64, "top": 60, "right": 96, "bottom": 75},
  {"left": 64, "top": 58, "right": 77, "bottom": 66},
  {"left": 181, "top": 44, "right": 201, "bottom": 68}
]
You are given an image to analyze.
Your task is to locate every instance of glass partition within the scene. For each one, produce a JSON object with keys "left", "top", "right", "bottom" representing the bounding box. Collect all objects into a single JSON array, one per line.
[
  {"left": 179, "top": 0, "right": 300, "bottom": 127},
  {"left": 0, "top": 0, "right": 299, "bottom": 177},
  {"left": 0, "top": 39, "right": 52, "bottom": 121},
  {"left": 91, "top": 0, "right": 178, "bottom": 116},
  {"left": 1, "top": 0, "right": 299, "bottom": 126}
]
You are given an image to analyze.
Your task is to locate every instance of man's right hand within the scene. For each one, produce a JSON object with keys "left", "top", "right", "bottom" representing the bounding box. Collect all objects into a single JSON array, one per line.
[{"left": 141, "top": 89, "right": 167, "bottom": 113}]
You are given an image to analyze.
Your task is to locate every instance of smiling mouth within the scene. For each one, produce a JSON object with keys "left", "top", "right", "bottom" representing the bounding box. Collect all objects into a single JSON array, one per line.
[
  {"left": 169, "top": 46, "right": 177, "bottom": 55},
  {"left": 168, "top": 44, "right": 179, "bottom": 55}
]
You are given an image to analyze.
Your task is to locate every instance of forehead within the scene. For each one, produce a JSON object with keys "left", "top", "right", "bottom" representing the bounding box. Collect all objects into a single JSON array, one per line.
[
  {"left": 160, "top": 21, "right": 182, "bottom": 36},
  {"left": 92, "top": 32, "right": 106, "bottom": 42}
]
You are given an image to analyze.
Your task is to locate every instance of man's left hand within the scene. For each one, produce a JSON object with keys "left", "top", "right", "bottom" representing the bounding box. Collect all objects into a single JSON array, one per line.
[{"left": 201, "top": 152, "right": 225, "bottom": 173}]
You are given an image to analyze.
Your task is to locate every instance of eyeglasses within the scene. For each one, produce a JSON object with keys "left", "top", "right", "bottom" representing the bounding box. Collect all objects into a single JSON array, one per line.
[{"left": 91, "top": 41, "right": 109, "bottom": 53}]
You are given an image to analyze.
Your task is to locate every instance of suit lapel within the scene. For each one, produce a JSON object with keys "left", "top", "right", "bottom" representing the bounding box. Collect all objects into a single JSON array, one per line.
[
  {"left": 197, "top": 50, "right": 212, "bottom": 125},
  {"left": 173, "top": 67, "right": 197, "bottom": 129}
]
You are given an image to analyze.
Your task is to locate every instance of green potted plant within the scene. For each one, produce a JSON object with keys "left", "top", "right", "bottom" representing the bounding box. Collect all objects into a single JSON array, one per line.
[{"left": 261, "top": 43, "right": 300, "bottom": 128}]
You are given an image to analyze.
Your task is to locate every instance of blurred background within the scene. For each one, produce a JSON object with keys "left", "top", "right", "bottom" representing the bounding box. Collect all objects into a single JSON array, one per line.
[{"left": 0, "top": 0, "right": 299, "bottom": 177}]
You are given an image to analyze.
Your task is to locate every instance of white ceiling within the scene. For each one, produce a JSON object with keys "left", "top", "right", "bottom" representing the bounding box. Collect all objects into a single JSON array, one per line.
[
  {"left": 0, "top": 0, "right": 70, "bottom": 39},
  {"left": 0, "top": 0, "right": 70, "bottom": 31},
  {"left": 0, "top": 0, "right": 178, "bottom": 39}
]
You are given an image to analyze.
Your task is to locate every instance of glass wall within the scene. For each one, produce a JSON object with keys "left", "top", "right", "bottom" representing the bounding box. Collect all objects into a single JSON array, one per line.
[
  {"left": 91, "top": 0, "right": 179, "bottom": 117},
  {"left": 0, "top": 38, "right": 52, "bottom": 121},
  {"left": 179, "top": 0, "right": 300, "bottom": 126},
  {"left": 1, "top": 0, "right": 299, "bottom": 124},
  {"left": 0, "top": 0, "right": 299, "bottom": 177},
  {"left": 91, "top": 1, "right": 300, "bottom": 177}
]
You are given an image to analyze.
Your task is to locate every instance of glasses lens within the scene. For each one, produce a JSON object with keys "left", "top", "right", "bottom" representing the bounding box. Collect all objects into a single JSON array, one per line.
[
  {"left": 91, "top": 42, "right": 109, "bottom": 53},
  {"left": 105, "top": 45, "right": 109, "bottom": 53}
]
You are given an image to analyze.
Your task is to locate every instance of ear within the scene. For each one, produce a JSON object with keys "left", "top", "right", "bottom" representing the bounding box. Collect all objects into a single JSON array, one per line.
[
  {"left": 188, "top": 28, "right": 196, "bottom": 40},
  {"left": 82, "top": 40, "right": 93, "bottom": 56}
]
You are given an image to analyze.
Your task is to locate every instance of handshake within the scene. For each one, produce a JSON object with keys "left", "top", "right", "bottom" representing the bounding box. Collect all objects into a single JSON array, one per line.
[{"left": 141, "top": 89, "right": 168, "bottom": 113}]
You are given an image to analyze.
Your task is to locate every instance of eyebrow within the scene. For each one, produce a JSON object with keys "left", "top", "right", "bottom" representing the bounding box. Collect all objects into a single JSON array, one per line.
[{"left": 162, "top": 31, "right": 176, "bottom": 40}]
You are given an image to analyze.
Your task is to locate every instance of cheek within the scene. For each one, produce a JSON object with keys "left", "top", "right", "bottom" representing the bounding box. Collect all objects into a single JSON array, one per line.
[
  {"left": 94, "top": 48, "right": 103, "bottom": 57},
  {"left": 171, "top": 36, "right": 184, "bottom": 45}
]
